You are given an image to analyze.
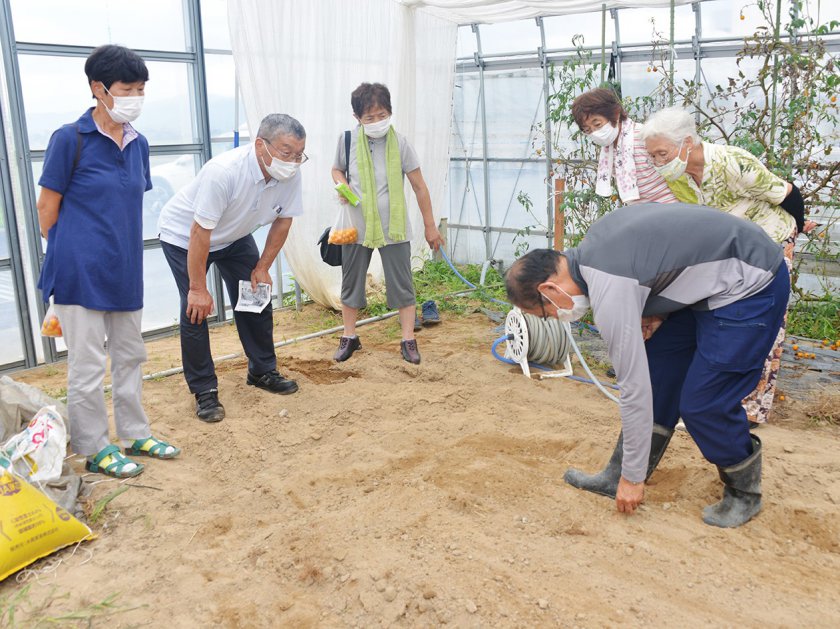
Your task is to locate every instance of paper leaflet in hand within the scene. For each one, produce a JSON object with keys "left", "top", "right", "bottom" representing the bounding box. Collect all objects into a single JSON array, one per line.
[{"left": 235, "top": 281, "right": 271, "bottom": 313}]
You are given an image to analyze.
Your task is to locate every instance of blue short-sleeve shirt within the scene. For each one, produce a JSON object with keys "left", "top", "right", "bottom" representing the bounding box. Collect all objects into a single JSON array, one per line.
[{"left": 38, "top": 108, "right": 152, "bottom": 311}]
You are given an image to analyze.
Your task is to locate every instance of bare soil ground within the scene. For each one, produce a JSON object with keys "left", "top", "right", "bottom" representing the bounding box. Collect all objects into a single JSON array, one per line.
[{"left": 2, "top": 305, "right": 839, "bottom": 628}]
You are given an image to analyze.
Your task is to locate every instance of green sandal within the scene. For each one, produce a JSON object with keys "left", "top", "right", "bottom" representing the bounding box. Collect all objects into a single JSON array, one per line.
[
  {"left": 85, "top": 444, "right": 144, "bottom": 478},
  {"left": 125, "top": 436, "right": 181, "bottom": 460}
]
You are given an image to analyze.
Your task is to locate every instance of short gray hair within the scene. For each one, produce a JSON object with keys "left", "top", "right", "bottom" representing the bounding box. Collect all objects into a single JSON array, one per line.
[
  {"left": 640, "top": 107, "right": 701, "bottom": 146},
  {"left": 257, "top": 113, "right": 306, "bottom": 142}
]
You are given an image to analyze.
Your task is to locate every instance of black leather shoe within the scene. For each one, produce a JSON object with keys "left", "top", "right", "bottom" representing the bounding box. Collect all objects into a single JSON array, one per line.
[
  {"left": 247, "top": 370, "right": 299, "bottom": 394},
  {"left": 400, "top": 339, "right": 421, "bottom": 364},
  {"left": 334, "top": 336, "right": 361, "bottom": 362},
  {"left": 195, "top": 389, "right": 225, "bottom": 423}
]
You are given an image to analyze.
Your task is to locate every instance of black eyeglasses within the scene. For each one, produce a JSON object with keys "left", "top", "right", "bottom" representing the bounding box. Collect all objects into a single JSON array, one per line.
[{"left": 261, "top": 137, "right": 308, "bottom": 164}]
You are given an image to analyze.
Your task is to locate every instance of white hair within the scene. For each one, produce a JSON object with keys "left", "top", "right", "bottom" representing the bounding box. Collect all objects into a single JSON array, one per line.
[{"left": 640, "top": 107, "right": 701, "bottom": 146}]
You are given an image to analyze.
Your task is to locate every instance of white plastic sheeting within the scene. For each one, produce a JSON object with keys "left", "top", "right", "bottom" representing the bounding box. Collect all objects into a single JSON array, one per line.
[
  {"left": 397, "top": 0, "right": 697, "bottom": 24},
  {"left": 228, "top": 0, "right": 457, "bottom": 309}
]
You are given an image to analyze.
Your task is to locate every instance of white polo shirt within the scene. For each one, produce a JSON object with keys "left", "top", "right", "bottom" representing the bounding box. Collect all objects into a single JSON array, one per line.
[{"left": 157, "top": 144, "right": 304, "bottom": 252}]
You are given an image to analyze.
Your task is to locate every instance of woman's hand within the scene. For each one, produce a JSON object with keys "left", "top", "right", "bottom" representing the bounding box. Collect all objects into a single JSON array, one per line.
[
  {"left": 802, "top": 220, "right": 818, "bottom": 234},
  {"left": 425, "top": 225, "right": 445, "bottom": 251}
]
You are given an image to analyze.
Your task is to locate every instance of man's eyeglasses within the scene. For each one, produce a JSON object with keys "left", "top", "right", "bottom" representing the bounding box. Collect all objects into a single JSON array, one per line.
[{"left": 261, "top": 137, "right": 308, "bottom": 164}]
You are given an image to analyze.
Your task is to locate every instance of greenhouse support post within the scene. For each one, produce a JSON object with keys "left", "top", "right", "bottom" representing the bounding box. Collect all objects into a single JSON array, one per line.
[
  {"left": 669, "top": 0, "right": 675, "bottom": 105},
  {"left": 472, "top": 23, "right": 492, "bottom": 262},
  {"left": 537, "top": 16, "right": 554, "bottom": 249},
  {"left": 769, "top": 0, "right": 783, "bottom": 151},
  {"left": 601, "top": 4, "right": 607, "bottom": 84}
]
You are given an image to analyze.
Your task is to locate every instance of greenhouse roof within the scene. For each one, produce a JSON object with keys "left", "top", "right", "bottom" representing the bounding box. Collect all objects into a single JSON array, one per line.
[{"left": 398, "top": 0, "right": 697, "bottom": 24}]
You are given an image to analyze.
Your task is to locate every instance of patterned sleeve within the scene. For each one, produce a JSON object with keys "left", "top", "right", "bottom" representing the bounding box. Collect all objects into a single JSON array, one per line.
[{"left": 721, "top": 146, "right": 788, "bottom": 206}]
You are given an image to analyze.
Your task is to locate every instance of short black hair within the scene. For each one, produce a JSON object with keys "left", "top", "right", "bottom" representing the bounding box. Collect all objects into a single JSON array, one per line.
[
  {"left": 505, "top": 249, "right": 564, "bottom": 309},
  {"left": 351, "top": 82, "right": 392, "bottom": 118},
  {"left": 85, "top": 45, "right": 149, "bottom": 90}
]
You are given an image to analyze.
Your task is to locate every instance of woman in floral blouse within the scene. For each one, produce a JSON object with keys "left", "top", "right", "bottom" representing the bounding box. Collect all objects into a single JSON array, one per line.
[{"left": 641, "top": 107, "right": 815, "bottom": 425}]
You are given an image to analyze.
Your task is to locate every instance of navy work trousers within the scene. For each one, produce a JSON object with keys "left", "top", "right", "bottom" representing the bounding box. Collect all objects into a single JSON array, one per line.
[
  {"left": 645, "top": 262, "right": 789, "bottom": 467},
  {"left": 161, "top": 235, "right": 276, "bottom": 394}
]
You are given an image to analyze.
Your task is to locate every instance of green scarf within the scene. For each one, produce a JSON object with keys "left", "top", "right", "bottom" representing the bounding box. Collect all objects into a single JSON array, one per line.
[{"left": 357, "top": 126, "right": 406, "bottom": 248}]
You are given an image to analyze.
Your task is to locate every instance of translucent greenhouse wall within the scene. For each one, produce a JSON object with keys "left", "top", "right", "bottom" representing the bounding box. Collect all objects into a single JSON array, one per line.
[{"left": 446, "top": 0, "right": 840, "bottom": 300}]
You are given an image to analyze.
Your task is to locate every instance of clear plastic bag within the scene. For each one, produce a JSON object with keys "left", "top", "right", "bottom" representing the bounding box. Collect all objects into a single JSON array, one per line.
[
  {"left": 40, "top": 302, "right": 62, "bottom": 338},
  {"left": 328, "top": 204, "right": 358, "bottom": 245}
]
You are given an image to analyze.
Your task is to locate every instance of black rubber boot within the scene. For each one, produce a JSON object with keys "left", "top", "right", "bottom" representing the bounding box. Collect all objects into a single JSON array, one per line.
[
  {"left": 702, "top": 435, "right": 762, "bottom": 528},
  {"left": 563, "top": 424, "right": 674, "bottom": 498}
]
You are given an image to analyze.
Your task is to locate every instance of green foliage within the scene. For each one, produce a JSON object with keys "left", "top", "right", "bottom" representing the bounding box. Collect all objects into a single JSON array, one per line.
[
  {"left": 787, "top": 294, "right": 840, "bottom": 340},
  {"left": 89, "top": 486, "right": 130, "bottom": 524},
  {"left": 359, "top": 257, "right": 508, "bottom": 318}
]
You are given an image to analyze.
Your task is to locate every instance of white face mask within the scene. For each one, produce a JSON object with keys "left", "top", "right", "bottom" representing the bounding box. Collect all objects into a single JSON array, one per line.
[
  {"left": 363, "top": 116, "right": 391, "bottom": 139},
  {"left": 541, "top": 286, "right": 590, "bottom": 323},
  {"left": 653, "top": 140, "right": 691, "bottom": 182},
  {"left": 102, "top": 85, "right": 144, "bottom": 124},
  {"left": 260, "top": 141, "right": 300, "bottom": 181},
  {"left": 588, "top": 123, "right": 619, "bottom": 147}
]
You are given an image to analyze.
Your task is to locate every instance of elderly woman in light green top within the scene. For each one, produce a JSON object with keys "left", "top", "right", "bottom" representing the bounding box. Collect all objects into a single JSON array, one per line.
[{"left": 640, "top": 106, "right": 815, "bottom": 426}]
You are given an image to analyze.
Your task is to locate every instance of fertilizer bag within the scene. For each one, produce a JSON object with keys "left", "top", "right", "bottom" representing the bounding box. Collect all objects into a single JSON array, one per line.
[{"left": 0, "top": 470, "right": 93, "bottom": 581}]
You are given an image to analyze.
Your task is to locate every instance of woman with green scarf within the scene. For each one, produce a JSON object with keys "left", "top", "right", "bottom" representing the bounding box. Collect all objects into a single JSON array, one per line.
[{"left": 331, "top": 82, "right": 444, "bottom": 365}]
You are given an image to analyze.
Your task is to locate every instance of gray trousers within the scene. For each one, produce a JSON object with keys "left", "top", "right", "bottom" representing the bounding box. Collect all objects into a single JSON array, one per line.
[
  {"left": 54, "top": 305, "right": 151, "bottom": 456},
  {"left": 340, "top": 242, "right": 416, "bottom": 309}
]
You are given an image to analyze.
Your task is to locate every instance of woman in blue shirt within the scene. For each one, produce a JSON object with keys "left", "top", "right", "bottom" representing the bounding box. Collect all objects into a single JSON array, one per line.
[{"left": 37, "top": 45, "right": 180, "bottom": 478}]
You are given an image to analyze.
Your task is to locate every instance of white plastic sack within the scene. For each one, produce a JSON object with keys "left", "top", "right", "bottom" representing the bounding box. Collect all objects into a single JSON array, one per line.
[{"left": 1, "top": 406, "right": 67, "bottom": 483}]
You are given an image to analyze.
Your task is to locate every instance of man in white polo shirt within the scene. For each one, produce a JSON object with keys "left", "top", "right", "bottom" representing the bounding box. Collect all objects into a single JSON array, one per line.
[{"left": 158, "top": 114, "right": 305, "bottom": 422}]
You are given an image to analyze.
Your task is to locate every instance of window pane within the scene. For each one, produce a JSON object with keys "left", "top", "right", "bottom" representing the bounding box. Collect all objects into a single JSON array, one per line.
[
  {"left": 543, "top": 11, "right": 612, "bottom": 50},
  {"left": 139, "top": 61, "right": 199, "bottom": 145},
  {"left": 146, "top": 154, "right": 200, "bottom": 239},
  {"left": 477, "top": 20, "right": 541, "bottom": 55},
  {"left": 0, "top": 269, "right": 25, "bottom": 365},
  {"left": 200, "top": 0, "right": 231, "bottom": 50},
  {"left": 700, "top": 0, "right": 766, "bottom": 40},
  {"left": 452, "top": 71, "right": 483, "bottom": 157},
  {"left": 484, "top": 68, "right": 544, "bottom": 158},
  {"left": 0, "top": 200, "right": 9, "bottom": 260},
  {"left": 456, "top": 25, "right": 477, "bottom": 59},
  {"left": 142, "top": 246, "right": 181, "bottom": 332},
  {"left": 620, "top": 59, "right": 696, "bottom": 106},
  {"left": 19, "top": 56, "right": 198, "bottom": 150},
  {"left": 10, "top": 0, "right": 190, "bottom": 52},
  {"left": 205, "top": 53, "right": 247, "bottom": 140},
  {"left": 618, "top": 4, "right": 695, "bottom": 44}
]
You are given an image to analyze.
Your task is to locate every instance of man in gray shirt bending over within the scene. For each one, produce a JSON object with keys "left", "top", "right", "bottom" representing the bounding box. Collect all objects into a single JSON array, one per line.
[{"left": 505, "top": 203, "right": 789, "bottom": 528}]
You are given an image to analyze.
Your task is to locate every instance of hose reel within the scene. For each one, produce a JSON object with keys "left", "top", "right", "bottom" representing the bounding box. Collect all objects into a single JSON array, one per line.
[{"left": 504, "top": 307, "right": 573, "bottom": 379}]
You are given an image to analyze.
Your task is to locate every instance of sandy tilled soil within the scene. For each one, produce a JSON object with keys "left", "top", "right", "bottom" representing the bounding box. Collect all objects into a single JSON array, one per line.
[{"left": 3, "top": 307, "right": 839, "bottom": 628}]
